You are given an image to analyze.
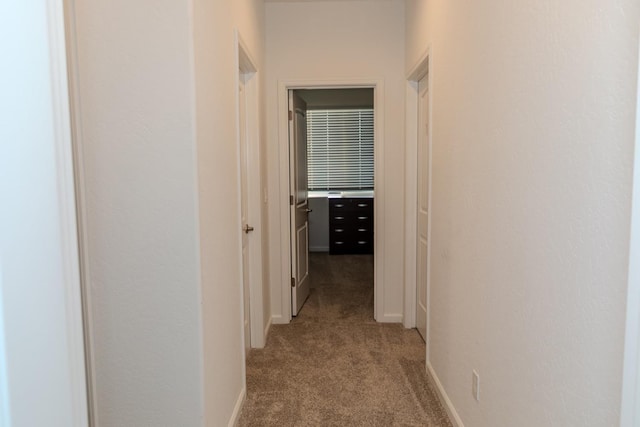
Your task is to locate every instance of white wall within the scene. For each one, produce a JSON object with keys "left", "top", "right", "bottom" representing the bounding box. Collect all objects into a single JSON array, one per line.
[
  {"left": 0, "top": 1, "right": 88, "bottom": 425},
  {"left": 71, "top": 0, "right": 267, "bottom": 424},
  {"left": 192, "top": 0, "right": 266, "bottom": 422},
  {"left": 71, "top": 0, "right": 204, "bottom": 424},
  {"left": 308, "top": 198, "right": 329, "bottom": 252},
  {"left": 405, "top": 1, "right": 639, "bottom": 426},
  {"left": 265, "top": 1, "right": 406, "bottom": 322}
]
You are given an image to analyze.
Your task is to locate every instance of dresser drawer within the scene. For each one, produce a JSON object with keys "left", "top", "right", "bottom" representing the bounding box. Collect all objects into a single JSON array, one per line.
[
  {"left": 352, "top": 200, "right": 373, "bottom": 211},
  {"left": 329, "top": 197, "right": 374, "bottom": 254},
  {"left": 329, "top": 198, "right": 373, "bottom": 212}
]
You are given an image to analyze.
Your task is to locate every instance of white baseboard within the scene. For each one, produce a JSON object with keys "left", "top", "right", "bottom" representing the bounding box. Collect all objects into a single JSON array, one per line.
[
  {"left": 378, "top": 313, "right": 403, "bottom": 323},
  {"left": 227, "top": 387, "right": 246, "bottom": 427},
  {"left": 309, "top": 246, "right": 329, "bottom": 252},
  {"left": 271, "top": 314, "right": 288, "bottom": 325},
  {"left": 427, "top": 362, "right": 464, "bottom": 427}
]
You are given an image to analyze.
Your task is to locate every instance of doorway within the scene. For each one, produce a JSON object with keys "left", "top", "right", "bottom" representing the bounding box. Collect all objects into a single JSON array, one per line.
[
  {"left": 277, "top": 80, "right": 385, "bottom": 322},
  {"left": 405, "top": 51, "right": 431, "bottom": 354},
  {"left": 239, "top": 74, "right": 251, "bottom": 351},
  {"left": 415, "top": 74, "right": 430, "bottom": 342},
  {"left": 236, "top": 32, "right": 266, "bottom": 349},
  {"left": 289, "top": 88, "right": 376, "bottom": 317}
]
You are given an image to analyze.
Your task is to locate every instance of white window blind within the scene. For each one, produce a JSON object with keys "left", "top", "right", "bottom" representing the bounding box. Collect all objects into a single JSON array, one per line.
[{"left": 307, "top": 109, "right": 374, "bottom": 190}]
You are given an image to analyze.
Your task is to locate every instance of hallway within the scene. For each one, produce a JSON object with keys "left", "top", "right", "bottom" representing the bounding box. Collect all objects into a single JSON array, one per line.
[{"left": 238, "top": 254, "right": 451, "bottom": 426}]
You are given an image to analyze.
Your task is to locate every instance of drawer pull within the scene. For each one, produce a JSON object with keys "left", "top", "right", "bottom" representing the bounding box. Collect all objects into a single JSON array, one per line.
[
  {"left": 335, "top": 229, "right": 344, "bottom": 233},
  {"left": 334, "top": 203, "right": 344, "bottom": 208},
  {"left": 357, "top": 203, "right": 368, "bottom": 207},
  {"left": 357, "top": 228, "right": 367, "bottom": 232},
  {"left": 335, "top": 241, "right": 344, "bottom": 245},
  {"left": 357, "top": 216, "right": 368, "bottom": 220},
  {"left": 335, "top": 216, "right": 345, "bottom": 220},
  {"left": 357, "top": 241, "right": 368, "bottom": 245}
]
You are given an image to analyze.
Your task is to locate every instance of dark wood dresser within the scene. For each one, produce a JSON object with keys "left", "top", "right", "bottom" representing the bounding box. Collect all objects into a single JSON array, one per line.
[{"left": 329, "top": 197, "right": 374, "bottom": 254}]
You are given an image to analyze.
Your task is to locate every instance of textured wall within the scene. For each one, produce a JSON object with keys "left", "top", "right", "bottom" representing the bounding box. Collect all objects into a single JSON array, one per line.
[
  {"left": 192, "top": 0, "right": 266, "bottom": 422},
  {"left": 405, "top": 1, "right": 639, "bottom": 425},
  {"left": 72, "top": 0, "right": 204, "bottom": 424},
  {"left": 265, "top": 0, "right": 406, "bottom": 322},
  {"left": 74, "top": 0, "right": 267, "bottom": 423}
]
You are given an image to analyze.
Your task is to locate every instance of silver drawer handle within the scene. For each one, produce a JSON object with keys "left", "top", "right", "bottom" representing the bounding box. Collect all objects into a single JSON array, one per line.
[
  {"left": 335, "top": 216, "right": 345, "bottom": 220},
  {"left": 335, "top": 229, "right": 344, "bottom": 233},
  {"left": 358, "top": 216, "right": 368, "bottom": 220},
  {"left": 335, "top": 241, "right": 344, "bottom": 245},
  {"left": 357, "top": 203, "right": 368, "bottom": 207},
  {"left": 357, "top": 241, "right": 368, "bottom": 245},
  {"left": 357, "top": 228, "right": 367, "bottom": 232},
  {"left": 334, "top": 204, "right": 344, "bottom": 208}
]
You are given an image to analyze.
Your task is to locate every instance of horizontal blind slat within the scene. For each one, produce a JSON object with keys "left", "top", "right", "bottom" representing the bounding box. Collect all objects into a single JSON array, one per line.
[{"left": 307, "top": 108, "right": 374, "bottom": 190}]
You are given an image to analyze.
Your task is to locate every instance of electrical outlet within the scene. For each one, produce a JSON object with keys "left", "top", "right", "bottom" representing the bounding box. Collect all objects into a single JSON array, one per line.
[{"left": 472, "top": 370, "right": 480, "bottom": 401}]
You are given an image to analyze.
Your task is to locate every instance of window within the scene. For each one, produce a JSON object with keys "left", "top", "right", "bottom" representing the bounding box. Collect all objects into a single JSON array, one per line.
[{"left": 307, "top": 108, "right": 374, "bottom": 190}]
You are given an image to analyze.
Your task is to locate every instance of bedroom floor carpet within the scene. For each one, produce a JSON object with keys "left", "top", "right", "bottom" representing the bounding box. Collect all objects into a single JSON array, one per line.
[{"left": 237, "top": 253, "right": 452, "bottom": 427}]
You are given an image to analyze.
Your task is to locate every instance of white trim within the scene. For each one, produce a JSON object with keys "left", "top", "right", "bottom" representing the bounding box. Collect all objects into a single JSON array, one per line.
[
  {"left": 404, "top": 48, "right": 433, "bottom": 364},
  {"left": 233, "top": 30, "right": 249, "bottom": 399},
  {"left": 404, "top": 80, "right": 418, "bottom": 329},
  {"left": 407, "top": 49, "right": 430, "bottom": 82},
  {"left": 379, "top": 314, "right": 403, "bottom": 323},
  {"left": 276, "top": 78, "right": 385, "bottom": 322},
  {"left": 620, "top": 24, "right": 640, "bottom": 427},
  {"left": 405, "top": 51, "right": 432, "bottom": 330},
  {"left": 62, "top": 0, "right": 98, "bottom": 423},
  {"left": 48, "top": 0, "right": 89, "bottom": 425},
  {"left": 271, "top": 314, "right": 286, "bottom": 325},
  {"left": 186, "top": 0, "right": 206, "bottom": 419},
  {"left": 235, "top": 30, "right": 266, "bottom": 349},
  {"left": 227, "top": 387, "right": 246, "bottom": 427},
  {"left": 427, "top": 363, "right": 464, "bottom": 427}
]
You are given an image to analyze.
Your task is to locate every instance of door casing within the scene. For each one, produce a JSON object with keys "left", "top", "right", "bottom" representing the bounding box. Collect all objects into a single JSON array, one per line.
[
  {"left": 620, "top": 39, "right": 640, "bottom": 427},
  {"left": 404, "top": 49, "right": 432, "bottom": 355},
  {"left": 415, "top": 73, "right": 430, "bottom": 342},
  {"left": 235, "top": 31, "right": 266, "bottom": 350},
  {"left": 276, "top": 79, "right": 385, "bottom": 323}
]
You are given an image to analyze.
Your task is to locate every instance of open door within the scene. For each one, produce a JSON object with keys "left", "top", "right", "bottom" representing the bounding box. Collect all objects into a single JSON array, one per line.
[
  {"left": 416, "top": 74, "right": 429, "bottom": 342},
  {"left": 289, "top": 90, "right": 311, "bottom": 316}
]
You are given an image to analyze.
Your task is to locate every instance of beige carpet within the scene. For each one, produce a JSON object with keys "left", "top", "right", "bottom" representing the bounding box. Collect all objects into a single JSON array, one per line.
[{"left": 238, "top": 253, "right": 452, "bottom": 427}]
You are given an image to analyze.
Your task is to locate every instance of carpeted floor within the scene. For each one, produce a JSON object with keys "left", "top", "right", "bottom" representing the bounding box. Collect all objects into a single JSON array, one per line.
[{"left": 237, "top": 253, "right": 452, "bottom": 427}]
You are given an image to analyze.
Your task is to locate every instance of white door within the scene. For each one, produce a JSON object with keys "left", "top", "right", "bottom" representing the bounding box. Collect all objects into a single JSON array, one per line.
[
  {"left": 239, "top": 77, "right": 252, "bottom": 351},
  {"left": 289, "top": 91, "right": 311, "bottom": 316},
  {"left": 416, "top": 74, "right": 430, "bottom": 342}
]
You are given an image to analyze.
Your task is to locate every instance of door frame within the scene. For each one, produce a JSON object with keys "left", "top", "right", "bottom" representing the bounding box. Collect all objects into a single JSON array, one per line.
[
  {"left": 404, "top": 49, "right": 432, "bottom": 352},
  {"left": 620, "top": 37, "right": 640, "bottom": 426},
  {"left": 63, "top": 0, "right": 96, "bottom": 423},
  {"left": 276, "top": 79, "right": 385, "bottom": 322},
  {"left": 235, "top": 30, "right": 266, "bottom": 349},
  {"left": 6, "top": 0, "right": 90, "bottom": 424}
]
